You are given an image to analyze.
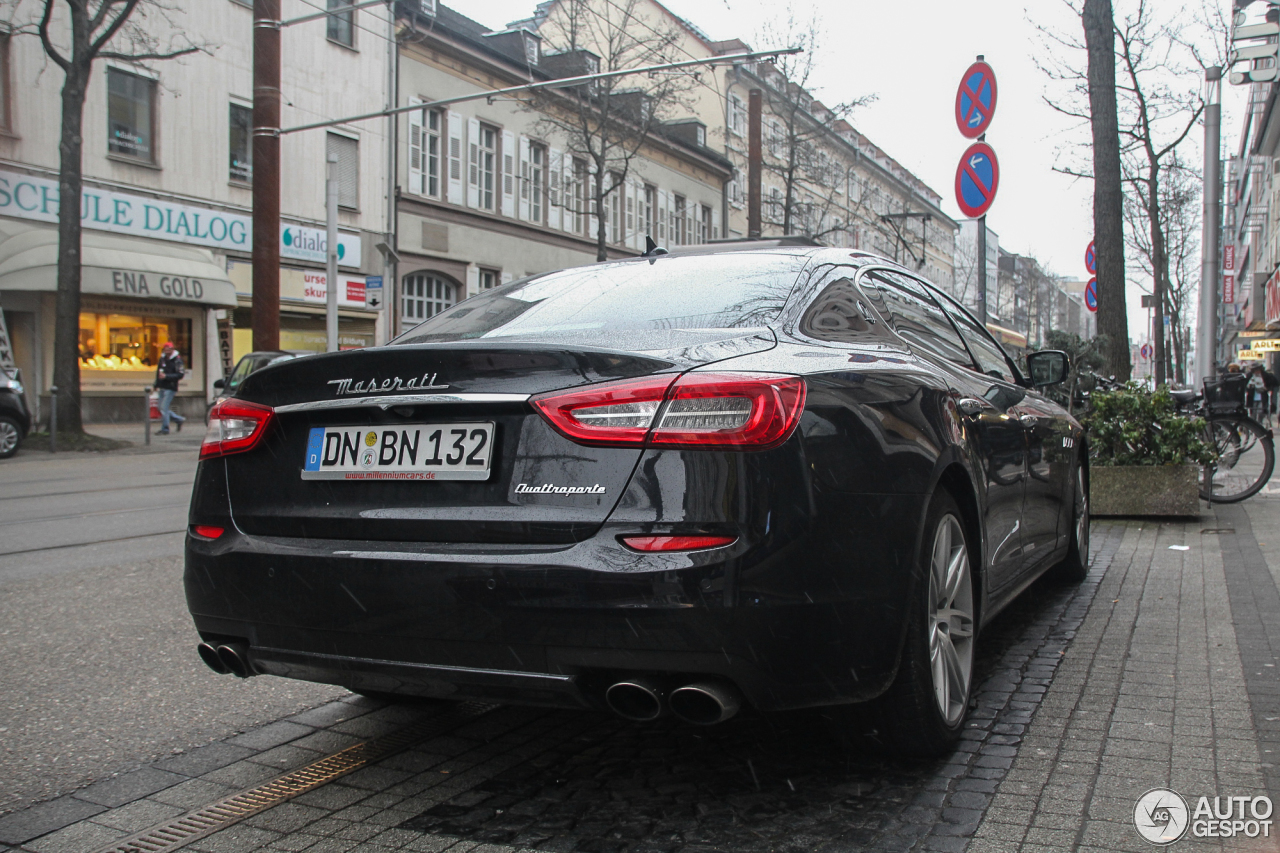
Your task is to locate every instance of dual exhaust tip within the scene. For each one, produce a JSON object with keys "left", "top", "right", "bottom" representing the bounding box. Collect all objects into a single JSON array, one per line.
[
  {"left": 605, "top": 677, "right": 741, "bottom": 725},
  {"left": 197, "top": 642, "right": 253, "bottom": 678}
]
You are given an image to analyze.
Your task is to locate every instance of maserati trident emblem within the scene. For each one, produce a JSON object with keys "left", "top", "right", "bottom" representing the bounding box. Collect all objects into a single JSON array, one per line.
[{"left": 327, "top": 373, "right": 448, "bottom": 396}]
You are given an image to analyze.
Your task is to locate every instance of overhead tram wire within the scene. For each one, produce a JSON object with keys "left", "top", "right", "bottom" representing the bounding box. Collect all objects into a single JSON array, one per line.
[{"left": 293, "top": 0, "right": 397, "bottom": 44}]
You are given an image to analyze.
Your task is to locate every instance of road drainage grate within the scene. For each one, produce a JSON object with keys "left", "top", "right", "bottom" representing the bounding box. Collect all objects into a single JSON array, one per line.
[{"left": 91, "top": 701, "right": 497, "bottom": 853}]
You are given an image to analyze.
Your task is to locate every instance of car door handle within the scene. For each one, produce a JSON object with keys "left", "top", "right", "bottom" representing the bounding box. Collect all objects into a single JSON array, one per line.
[
  {"left": 956, "top": 397, "right": 985, "bottom": 417},
  {"left": 1019, "top": 414, "right": 1039, "bottom": 429}
]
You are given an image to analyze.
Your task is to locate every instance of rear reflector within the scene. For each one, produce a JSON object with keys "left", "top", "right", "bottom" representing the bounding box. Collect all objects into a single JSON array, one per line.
[
  {"left": 191, "top": 525, "right": 225, "bottom": 540},
  {"left": 532, "top": 373, "right": 805, "bottom": 450},
  {"left": 621, "top": 535, "right": 737, "bottom": 552},
  {"left": 200, "top": 399, "right": 275, "bottom": 460}
]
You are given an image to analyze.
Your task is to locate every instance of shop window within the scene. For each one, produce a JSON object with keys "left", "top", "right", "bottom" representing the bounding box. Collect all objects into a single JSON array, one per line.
[
  {"left": 79, "top": 311, "right": 191, "bottom": 375},
  {"left": 327, "top": 132, "right": 359, "bottom": 209},
  {"left": 107, "top": 68, "right": 156, "bottom": 162},
  {"left": 327, "top": 0, "right": 354, "bottom": 47},
  {"left": 402, "top": 272, "right": 455, "bottom": 323},
  {"left": 229, "top": 103, "right": 252, "bottom": 183}
]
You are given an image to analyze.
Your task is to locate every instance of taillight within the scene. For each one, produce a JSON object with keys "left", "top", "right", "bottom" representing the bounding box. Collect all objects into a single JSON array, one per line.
[
  {"left": 621, "top": 535, "right": 737, "bottom": 552},
  {"left": 200, "top": 399, "right": 275, "bottom": 460},
  {"left": 532, "top": 373, "right": 805, "bottom": 450},
  {"left": 191, "top": 525, "right": 225, "bottom": 540}
]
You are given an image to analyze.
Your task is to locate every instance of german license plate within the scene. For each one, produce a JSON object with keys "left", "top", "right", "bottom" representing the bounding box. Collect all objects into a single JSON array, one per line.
[{"left": 301, "top": 423, "right": 494, "bottom": 481}]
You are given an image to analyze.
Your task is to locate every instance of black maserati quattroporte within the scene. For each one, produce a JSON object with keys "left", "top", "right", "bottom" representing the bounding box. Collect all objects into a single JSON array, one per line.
[{"left": 186, "top": 244, "right": 1087, "bottom": 755}]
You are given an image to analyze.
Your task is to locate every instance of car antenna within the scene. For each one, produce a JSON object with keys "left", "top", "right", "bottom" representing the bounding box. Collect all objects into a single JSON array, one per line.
[{"left": 640, "top": 235, "right": 669, "bottom": 263}]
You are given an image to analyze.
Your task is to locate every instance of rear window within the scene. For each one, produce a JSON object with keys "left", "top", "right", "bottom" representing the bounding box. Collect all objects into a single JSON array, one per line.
[{"left": 393, "top": 254, "right": 810, "bottom": 345}]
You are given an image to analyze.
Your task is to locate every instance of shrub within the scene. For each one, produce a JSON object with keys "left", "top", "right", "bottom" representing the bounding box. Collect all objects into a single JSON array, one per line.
[{"left": 1083, "top": 383, "right": 1213, "bottom": 467}]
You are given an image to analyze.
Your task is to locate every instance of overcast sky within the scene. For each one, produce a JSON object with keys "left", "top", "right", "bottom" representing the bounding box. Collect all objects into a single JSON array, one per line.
[{"left": 466, "top": 0, "right": 1243, "bottom": 345}]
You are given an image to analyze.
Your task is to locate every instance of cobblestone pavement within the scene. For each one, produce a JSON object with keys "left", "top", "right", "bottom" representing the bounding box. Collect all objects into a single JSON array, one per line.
[{"left": 1, "top": 513, "right": 1277, "bottom": 853}]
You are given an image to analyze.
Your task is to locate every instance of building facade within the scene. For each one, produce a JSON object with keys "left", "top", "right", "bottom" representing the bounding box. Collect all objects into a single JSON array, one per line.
[{"left": 0, "top": 0, "right": 391, "bottom": 423}]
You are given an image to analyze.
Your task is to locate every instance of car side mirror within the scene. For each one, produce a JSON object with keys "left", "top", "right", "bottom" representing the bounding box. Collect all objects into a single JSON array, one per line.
[
  {"left": 213, "top": 378, "right": 225, "bottom": 390},
  {"left": 1027, "top": 350, "right": 1070, "bottom": 387}
]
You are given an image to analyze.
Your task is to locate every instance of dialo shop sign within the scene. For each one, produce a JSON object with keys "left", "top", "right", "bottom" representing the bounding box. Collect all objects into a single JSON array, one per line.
[{"left": 0, "top": 169, "right": 361, "bottom": 267}]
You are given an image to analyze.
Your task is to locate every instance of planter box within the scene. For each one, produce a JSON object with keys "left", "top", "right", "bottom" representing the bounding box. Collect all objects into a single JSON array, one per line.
[{"left": 1090, "top": 464, "right": 1201, "bottom": 517}]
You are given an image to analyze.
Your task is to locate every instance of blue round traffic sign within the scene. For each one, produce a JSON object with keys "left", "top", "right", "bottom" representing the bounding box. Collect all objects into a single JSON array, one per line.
[
  {"left": 955, "top": 61, "right": 998, "bottom": 139},
  {"left": 954, "top": 142, "right": 1000, "bottom": 218},
  {"left": 1085, "top": 278, "right": 1097, "bottom": 312},
  {"left": 1085, "top": 241, "right": 1096, "bottom": 275}
]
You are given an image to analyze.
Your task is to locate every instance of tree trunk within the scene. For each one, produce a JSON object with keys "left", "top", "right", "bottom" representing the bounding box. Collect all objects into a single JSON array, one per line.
[
  {"left": 593, "top": 164, "right": 606, "bottom": 262},
  {"left": 53, "top": 63, "right": 90, "bottom": 435},
  {"left": 1082, "top": 0, "right": 1131, "bottom": 380},
  {"left": 1148, "top": 168, "right": 1167, "bottom": 387}
]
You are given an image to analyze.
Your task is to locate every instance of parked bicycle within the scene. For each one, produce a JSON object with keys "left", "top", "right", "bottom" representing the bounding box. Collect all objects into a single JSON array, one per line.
[{"left": 1171, "top": 374, "right": 1275, "bottom": 503}]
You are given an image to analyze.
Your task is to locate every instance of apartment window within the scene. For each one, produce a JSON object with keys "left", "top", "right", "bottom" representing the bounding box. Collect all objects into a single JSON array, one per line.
[
  {"left": 327, "top": 0, "right": 354, "bottom": 47},
  {"left": 474, "top": 124, "right": 497, "bottom": 210},
  {"left": 728, "top": 169, "right": 743, "bottom": 208},
  {"left": 643, "top": 185, "right": 656, "bottom": 238},
  {"left": 609, "top": 173, "right": 622, "bottom": 241},
  {"left": 530, "top": 143, "right": 546, "bottom": 223},
  {"left": 673, "top": 195, "right": 686, "bottom": 245},
  {"left": 728, "top": 92, "right": 746, "bottom": 137},
  {"left": 571, "top": 159, "right": 587, "bottom": 234},
  {"left": 699, "top": 205, "right": 712, "bottom": 244},
  {"left": 426, "top": 109, "right": 441, "bottom": 196},
  {"left": 327, "top": 132, "right": 359, "bottom": 209},
  {"left": 229, "top": 103, "right": 252, "bottom": 183},
  {"left": 479, "top": 268, "right": 499, "bottom": 291},
  {"left": 402, "top": 272, "right": 455, "bottom": 322},
  {"left": 408, "top": 105, "right": 441, "bottom": 197},
  {"left": 107, "top": 68, "right": 156, "bottom": 162}
]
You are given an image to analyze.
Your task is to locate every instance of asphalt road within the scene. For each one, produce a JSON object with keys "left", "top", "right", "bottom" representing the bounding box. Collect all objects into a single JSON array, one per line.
[{"left": 0, "top": 441, "right": 347, "bottom": 815}]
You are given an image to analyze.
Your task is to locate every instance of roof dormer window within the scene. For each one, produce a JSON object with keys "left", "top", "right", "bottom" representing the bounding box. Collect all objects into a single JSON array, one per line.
[{"left": 525, "top": 33, "right": 540, "bottom": 66}]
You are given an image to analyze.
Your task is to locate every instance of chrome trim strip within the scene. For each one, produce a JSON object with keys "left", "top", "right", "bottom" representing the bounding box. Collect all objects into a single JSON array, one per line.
[
  {"left": 274, "top": 393, "right": 530, "bottom": 413},
  {"left": 256, "top": 646, "right": 575, "bottom": 684}
]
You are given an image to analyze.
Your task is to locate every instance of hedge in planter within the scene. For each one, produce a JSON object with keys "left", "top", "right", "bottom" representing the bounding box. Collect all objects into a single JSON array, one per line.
[{"left": 1083, "top": 384, "right": 1213, "bottom": 516}]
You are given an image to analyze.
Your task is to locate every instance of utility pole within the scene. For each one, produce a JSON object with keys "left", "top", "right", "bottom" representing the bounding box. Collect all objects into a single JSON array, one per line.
[
  {"left": 326, "top": 154, "right": 339, "bottom": 352},
  {"left": 748, "top": 89, "right": 762, "bottom": 240},
  {"left": 1199, "top": 68, "right": 1222, "bottom": 382},
  {"left": 252, "top": 0, "right": 282, "bottom": 352}
]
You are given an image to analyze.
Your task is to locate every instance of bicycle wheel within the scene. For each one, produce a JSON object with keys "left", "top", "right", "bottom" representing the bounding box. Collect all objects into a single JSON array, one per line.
[{"left": 1200, "top": 414, "right": 1275, "bottom": 503}]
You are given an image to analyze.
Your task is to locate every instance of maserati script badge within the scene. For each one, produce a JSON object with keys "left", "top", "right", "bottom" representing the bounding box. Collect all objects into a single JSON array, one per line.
[{"left": 327, "top": 373, "right": 449, "bottom": 395}]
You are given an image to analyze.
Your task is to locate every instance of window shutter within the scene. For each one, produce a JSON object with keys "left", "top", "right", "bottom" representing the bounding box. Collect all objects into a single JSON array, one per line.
[
  {"left": 466, "top": 117, "right": 481, "bottom": 209},
  {"left": 518, "top": 136, "right": 531, "bottom": 221},
  {"left": 657, "top": 189, "right": 668, "bottom": 243},
  {"left": 500, "top": 271, "right": 514, "bottom": 286},
  {"left": 501, "top": 130, "right": 516, "bottom": 217},
  {"left": 548, "top": 148, "right": 562, "bottom": 230},
  {"left": 711, "top": 206, "right": 721, "bottom": 241},
  {"left": 446, "top": 111, "right": 464, "bottom": 204},
  {"left": 408, "top": 98, "right": 425, "bottom": 196},
  {"left": 563, "top": 156, "right": 576, "bottom": 233},
  {"left": 466, "top": 264, "right": 479, "bottom": 298},
  {"left": 327, "top": 133, "right": 359, "bottom": 209}
]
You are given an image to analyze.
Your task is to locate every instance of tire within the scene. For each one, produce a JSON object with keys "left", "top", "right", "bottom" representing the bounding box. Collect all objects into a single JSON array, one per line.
[
  {"left": 1200, "top": 415, "right": 1275, "bottom": 504},
  {"left": 0, "top": 416, "right": 22, "bottom": 459},
  {"left": 860, "top": 491, "right": 976, "bottom": 757},
  {"left": 1050, "top": 462, "right": 1089, "bottom": 583}
]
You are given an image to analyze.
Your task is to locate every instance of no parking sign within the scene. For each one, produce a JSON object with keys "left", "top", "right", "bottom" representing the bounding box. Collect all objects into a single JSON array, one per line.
[
  {"left": 954, "top": 142, "right": 1000, "bottom": 218},
  {"left": 955, "top": 61, "right": 998, "bottom": 139}
]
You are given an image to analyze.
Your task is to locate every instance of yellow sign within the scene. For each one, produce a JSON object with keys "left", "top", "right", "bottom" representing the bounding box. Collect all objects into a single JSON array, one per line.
[
  {"left": 1252, "top": 339, "right": 1280, "bottom": 352},
  {"left": 1239, "top": 349, "right": 1263, "bottom": 361}
]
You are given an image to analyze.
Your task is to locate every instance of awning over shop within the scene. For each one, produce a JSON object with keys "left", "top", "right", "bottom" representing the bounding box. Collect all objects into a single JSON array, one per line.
[{"left": 0, "top": 222, "right": 237, "bottom": 307}]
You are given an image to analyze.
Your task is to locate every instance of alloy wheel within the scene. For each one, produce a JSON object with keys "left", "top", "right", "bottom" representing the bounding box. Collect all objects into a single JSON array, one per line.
[
  {"left": 1075, "top": 466, "right": 1090, "bottom": 563},
  {"left": 0, "top": 420, "right": 18, "bottom": 456},
  {"left": 927, "top": 514, "right": 975, "bottom": 727}
]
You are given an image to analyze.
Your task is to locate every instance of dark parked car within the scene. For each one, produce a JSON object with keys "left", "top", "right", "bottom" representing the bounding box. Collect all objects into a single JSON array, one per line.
[
  {"left": 186, "top": 246, "right": 1086, "bottom": 755},
  {"left": 0, "top": 365, "right": 31, "bottom": 459},
  {"left": 212, "top": 350, "right": 311, "bottom": 407}
]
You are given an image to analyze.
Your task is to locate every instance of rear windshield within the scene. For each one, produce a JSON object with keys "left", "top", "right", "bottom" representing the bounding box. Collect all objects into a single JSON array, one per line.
[{"left": 394, "top": 253, "right": 810, "bottom": 345}]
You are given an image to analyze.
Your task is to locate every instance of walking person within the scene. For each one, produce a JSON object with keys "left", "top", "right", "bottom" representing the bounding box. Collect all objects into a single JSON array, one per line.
[{"left": 155, "top": 342, "right": 186, "bottom": 435}]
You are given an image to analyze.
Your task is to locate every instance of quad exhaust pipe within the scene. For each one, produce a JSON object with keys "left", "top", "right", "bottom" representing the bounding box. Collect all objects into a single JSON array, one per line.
[
  {"left": 604, "top": 677, "right": 741, "bottom": 725},
  {"left": 197, "top": 642, "right": 253, "bottom": 678}
]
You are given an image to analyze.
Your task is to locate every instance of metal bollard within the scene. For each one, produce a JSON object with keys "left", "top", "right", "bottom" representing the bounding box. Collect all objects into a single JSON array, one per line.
[
  {"left": 144, "top": 386, "right": 151, "bottom": 446},
  {"left": 49, "top": 385, "right": 57, "bottom": 453}
]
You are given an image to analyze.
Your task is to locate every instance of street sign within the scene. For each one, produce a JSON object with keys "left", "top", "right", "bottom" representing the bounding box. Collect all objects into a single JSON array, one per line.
[
  {"left": 1140, "top": 343, "right": 1154, "bottom": 361},
  {"left": 955, "top": 61, "right": 998, "bottom": 139},
  {"left": 1140, "top": 294, "right": 1156, "bottom": 308},
  {"left": 1085, "top": 278, "right": 1098, "bottom": 312},
  {"left": 954, "top": 142, "right": 1000, "bottom": 218},
  {"left": 365, "top": 275, "right": 384, "bottom": 310},
  {"left": 1085, "top": 241, "right": 1096, "bottom": 275}
]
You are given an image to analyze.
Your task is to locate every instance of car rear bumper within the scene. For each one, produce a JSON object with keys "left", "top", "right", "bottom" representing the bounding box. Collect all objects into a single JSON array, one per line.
[{"left": 185, "top": 495, "right": 924, "bottom": 714}]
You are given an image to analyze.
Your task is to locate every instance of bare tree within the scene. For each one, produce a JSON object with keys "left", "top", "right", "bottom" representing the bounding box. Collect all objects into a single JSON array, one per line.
[
  {"left": 529, "top": 0, "right": 694, "bottom": 262},
  {"left": 7, "top": 0, "right": 201, "bottom": 434},
  {"left": 749, "top": 15, "right": 875, "bottom": 244}
]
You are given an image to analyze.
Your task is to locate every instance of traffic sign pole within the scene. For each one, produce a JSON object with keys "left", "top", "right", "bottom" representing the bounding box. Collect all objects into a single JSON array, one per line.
[{"left": 954, "top": 55, "right": 999, "bottom": 326}]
